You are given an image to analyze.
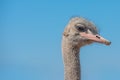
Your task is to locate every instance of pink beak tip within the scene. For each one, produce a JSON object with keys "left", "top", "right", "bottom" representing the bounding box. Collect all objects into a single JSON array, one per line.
[{"left": 105, "top": 41, "right": 111, "bottom": 45}]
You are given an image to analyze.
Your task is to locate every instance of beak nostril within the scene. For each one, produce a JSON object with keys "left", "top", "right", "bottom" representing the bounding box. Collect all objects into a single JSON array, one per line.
[{"left": 96, "top": 35, "right": 100, "bottom": 39}]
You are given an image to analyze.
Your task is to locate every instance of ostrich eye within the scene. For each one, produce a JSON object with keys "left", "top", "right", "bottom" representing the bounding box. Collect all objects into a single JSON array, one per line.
[{"left": 76, "top": 25, "right": 86, "bottom": 32}]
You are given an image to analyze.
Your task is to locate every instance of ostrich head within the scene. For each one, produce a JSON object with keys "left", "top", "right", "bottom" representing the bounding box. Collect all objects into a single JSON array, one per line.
[
  {"left": 62, "top": 17, "right": 111, "bottom": 80},
  {"left": 63, "top": 17, "right": 111, "bottom": 47}
]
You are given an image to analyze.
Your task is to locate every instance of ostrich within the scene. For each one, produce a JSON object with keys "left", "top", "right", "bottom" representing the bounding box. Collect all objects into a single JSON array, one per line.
[{"left": 62, "top": 17, "right": 111, "bottom": 80}]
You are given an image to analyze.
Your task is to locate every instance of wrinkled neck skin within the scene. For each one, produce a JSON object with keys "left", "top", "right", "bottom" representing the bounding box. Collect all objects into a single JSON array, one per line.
[{"left": 62, "top": 36, "right": 81, "bottom": 80}]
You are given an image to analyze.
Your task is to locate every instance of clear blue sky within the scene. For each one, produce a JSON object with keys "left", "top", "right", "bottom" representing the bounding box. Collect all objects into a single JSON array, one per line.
[{"left": 0, "top": 0, "right": 120, "bottom": 80}]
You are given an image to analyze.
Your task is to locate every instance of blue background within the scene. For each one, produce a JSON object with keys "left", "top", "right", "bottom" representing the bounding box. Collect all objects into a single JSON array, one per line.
[{"left": 0, "top": 0, "right": 120, "bottom": 80}]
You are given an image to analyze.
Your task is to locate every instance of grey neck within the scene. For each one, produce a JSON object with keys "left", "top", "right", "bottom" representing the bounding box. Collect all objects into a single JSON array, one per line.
[{"left": 62, "top": 39, "right": 81, "bottom": 80}]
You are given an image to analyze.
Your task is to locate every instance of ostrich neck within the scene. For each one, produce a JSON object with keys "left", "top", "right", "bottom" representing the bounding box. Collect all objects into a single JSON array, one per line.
[{"left": 62, "top": 38, "right": 81, "bottom": 80}]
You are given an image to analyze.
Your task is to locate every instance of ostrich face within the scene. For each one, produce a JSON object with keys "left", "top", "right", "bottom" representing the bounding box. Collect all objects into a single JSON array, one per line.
[{"left": 63, "top": 17, "right": 111, "bottom": 47}]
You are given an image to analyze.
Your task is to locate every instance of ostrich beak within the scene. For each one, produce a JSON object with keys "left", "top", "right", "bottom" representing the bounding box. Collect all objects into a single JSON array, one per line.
[{"left": 80, "top": 32, "right": 111, "bottom": 45}]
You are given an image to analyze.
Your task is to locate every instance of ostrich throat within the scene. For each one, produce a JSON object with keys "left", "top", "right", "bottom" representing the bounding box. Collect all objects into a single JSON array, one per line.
[{"left": 62, "top": 38, "right": 81, "bottom": 80}]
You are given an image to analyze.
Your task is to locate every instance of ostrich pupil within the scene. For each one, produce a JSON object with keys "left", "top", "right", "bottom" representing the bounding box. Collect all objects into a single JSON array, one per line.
[{"left": 77, "top": 26, "right": 85, "bottom": 32}]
